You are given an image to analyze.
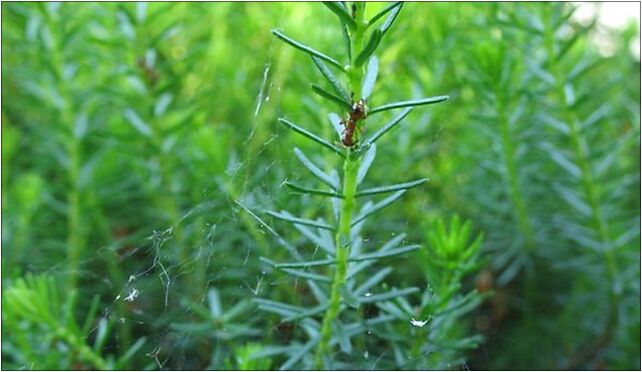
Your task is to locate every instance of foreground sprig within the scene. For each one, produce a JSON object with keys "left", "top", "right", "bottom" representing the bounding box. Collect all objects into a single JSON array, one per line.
[{"left": 253, "top": 3, "right": 451, "bottom": 369}]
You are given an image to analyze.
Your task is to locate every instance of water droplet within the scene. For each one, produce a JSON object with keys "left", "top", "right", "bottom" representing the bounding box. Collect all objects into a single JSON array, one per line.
[
  {"left": 363, "top": 350, "right": 369, "bottom": 359},
  {"left": 364, "top": 292, "right": 372, "bottom": 297},
  {"left": 410, "top": 317, "right": 429, "bottom": 328}
]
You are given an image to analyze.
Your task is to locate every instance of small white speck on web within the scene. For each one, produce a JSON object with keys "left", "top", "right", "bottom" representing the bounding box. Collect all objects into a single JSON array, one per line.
[
  {"left": 364, "top": 292, "right": 372, "bottom": 297},
  {"left": 128, "top": 275, "right": 136, "bottom": 283},
  {"left": 410, "top": 317, "right": 429, "bottom": 328},
  {"left": 124, "top": 288, "right": 139, "bottom": 302}
]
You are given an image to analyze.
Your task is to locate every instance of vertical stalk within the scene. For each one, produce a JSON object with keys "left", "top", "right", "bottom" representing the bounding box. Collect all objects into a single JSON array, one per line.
[
  {"left": 496, "top": 91, "right": 534, "bottom": 249},
  {"left": 315, "top": 156, "right": 360, "bottom": 368},
  {"left": 314, "top": 3, "right": 366, "bottom": 368},
  {"left": 43, "top": 6, "right": 84, "bottom": 293}
]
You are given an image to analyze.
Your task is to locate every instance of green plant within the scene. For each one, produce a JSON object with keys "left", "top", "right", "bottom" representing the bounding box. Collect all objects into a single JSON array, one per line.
[
  {"left": 534, "top": 5, "right": 638, "bottom": 367},
  {"left": 241, "top": 3, "right": 483, "bottom": 369},
  {"left": 383, "top": 215, "right": 486, "bottom": 370},
  {"left": 2, "top": 2, "right": 638, "bottom": 370},
  {"left": 2, "top": 274, "right": 146, "bottom": 370}
]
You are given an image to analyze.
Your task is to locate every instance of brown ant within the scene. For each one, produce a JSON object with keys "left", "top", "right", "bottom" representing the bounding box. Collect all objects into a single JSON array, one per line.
[{"left": 341, "top": 98, "right": 367, "bottom": 147}]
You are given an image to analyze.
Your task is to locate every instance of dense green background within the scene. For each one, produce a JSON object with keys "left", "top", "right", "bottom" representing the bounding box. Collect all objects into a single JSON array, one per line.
[{"left": 2, "top": 2, "right": 640, "bottom": 370}]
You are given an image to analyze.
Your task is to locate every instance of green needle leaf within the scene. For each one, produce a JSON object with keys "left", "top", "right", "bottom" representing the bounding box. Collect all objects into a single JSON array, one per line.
[
  {"left": 291, "top": 222, "right": 335, "bottom": 255},
  {"left": 272, "top": 258, "right": 337, "bottom": 269},
  {"left": 351, "top": 190, "right": 406, "bottom": 226},
  {"left": 365, "top": 107, "right": 413, "bottom": 145},
  {"left": 358, "top": 287, "right": 419, "bottom": 304},
  {"left": 328, "top": 113, "right": 344, "bottom": 139},
  {"left": 294, "top": 147, "right": 340, "bottom": 190},
  {"left": 312, "top": 56, "right": 351, "bottom": 102},
  {"left": 352, "top": 267, "right": 392, "bottom": 297},
  {"left": 323, "top": 2, "right": 356, "bottom": 30},
  {"left": 266, "top": 210, "right": 335, "bottom": 231},
  {"left": 260, "top": 258, "right": 331, "bottom": 283},
  {"left": 254, "top": 297, "right": 304, "bottom": 317},
  {"left": 116, "top": 337, "right": 146, "bottom": 367},
  {"left": 285, "top": 181, "right": 344, "bottom": 198},
  {"left": 280, "top": 268, "right": 332, "bottom": 283},
  {"left": 279, "top": 118, "right": 344, "bottom": 156},
  {"left": 124, "top": 108, "right": 153, "bottom": 137},
  {"left": 368, "top": 2, "right": 403, "bottom": 27},
  {"left": 354, "top": 28, "right": 382, "bottom": 67},
  {"left": 272, "top": 29, "right": 345, "bottom": 71},
  {"left": 369, "top": 95, "right": 449, "bottom": 115},
  {"left": 342, "top": 24, "right": 352, "bottom": 61},
  {"left": 362, "top": 56, "right": 379, "bottom": 100},
  {"left": 283, "top": 304, "right": 330, "bottom": 322},
  {"left": 379, "top": 2, "right": 404, "bottom": 36},
  {"left": 281, "top": 338, "right": 319, "bottom": 371},
  {"left": 356, "top": 143, "right": 377, "bottom": 185},
  {"left": 349, "top": 244, "right": 421, "bottom": 262},
  {"left": 311, "top": 84, "right": 351, "bottom": 110},
  {"left": 356, "top": 178, "right": 427, "bottom": 197}
]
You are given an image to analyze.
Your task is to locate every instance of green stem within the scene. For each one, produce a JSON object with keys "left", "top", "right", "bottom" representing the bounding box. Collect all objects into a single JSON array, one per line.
[
  {"left": 315, "top": 154, "right": 360, "bottom": 368},
  {"left": 314, "top": 4, "right": 367, "bottom": 368},
  {"left": 56, "top": 327, "right": 109, "bottom": 370},
  {"left": 496, "top": 92, "right": 534, "bottom": 249},
  {"left": 43, "top": 7, "right": 84, "bottom": 293}
]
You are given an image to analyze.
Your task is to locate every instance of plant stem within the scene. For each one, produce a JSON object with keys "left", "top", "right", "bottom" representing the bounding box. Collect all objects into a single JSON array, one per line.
[
  {"left": 496, "top": 90, "right": 534, "bottom": 249},
  {"left": 56, "top": 327, "right": 109, "bottom": 370},
  {"left": 315, "top": 156, "right": 360, "bottom": 368},
  {"left": 43, "top": 7, "right": 84, "bottom": 293},
  {"left": 314, "top": 3, "right": 366, "bottom": 368}
]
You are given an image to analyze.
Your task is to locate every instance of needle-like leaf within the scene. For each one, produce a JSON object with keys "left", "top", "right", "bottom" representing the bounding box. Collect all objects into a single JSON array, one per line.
[
  {"left": 351, "top": 190, "right": 406, "bottom": 226},
  {"left": 312, "top": 56, "right": 351, "bottom": 102},
  {"left": 368, "top": 2, "right": 403, "bottom": 27},
  {"left": 323, "top": 2, "right": 356, "bottom": 30},
  {"left": 354, "top": 29, "right": 382, "bottom": 67},
  {"left": 279, "top": 118, "right": 344, "bottom": 157},
  {"left": 362, "top": 56, "right": 379, "bottom": 100},
  {"left": 379, "top": 2, "right": 404, "bottom": 36},
  {"left": 357, "top": 287, "right": 419, "bottom": 304},
  {"left": 349, "top": 244, "right": 421, "bottom": 262},
  {"left": 294, "top": 148, "right": 340, "bottom": 190},
  {"left": 365, "top": 107, "right": 413, "bottom": 145},
  {"left": 285, "top": 181, "right": 344, "bottom": 198},
  {"left": 356, "top": 178, "right": 427, "bottom": 197},
  {"left": 272, "top": 29, "right": 345, "bottom": 71},
  {"left": 311, "top": 84, "right": 351, "bottom": 110},
  {"left": 328, "top": 113, "right": 344, "bottom": 139},
  {"left": 267, "top": 210, "right": 335, "bottom": 231},
  {"left": 369, "top": 95, "right": 449, "bottom": 115},
  {"left": 356, "top": 143, "right": 377, "bottom": 185}
]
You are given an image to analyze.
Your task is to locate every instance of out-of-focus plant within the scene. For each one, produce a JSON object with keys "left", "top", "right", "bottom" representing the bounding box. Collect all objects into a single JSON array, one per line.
[{"left": 2, "top": 274, "right": 146, "bottom": 370}]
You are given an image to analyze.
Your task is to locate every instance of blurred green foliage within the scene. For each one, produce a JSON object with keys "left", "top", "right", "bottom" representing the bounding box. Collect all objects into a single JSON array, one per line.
[{"left": 1, "top": 2, "right": 640, "bottom": 370}]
